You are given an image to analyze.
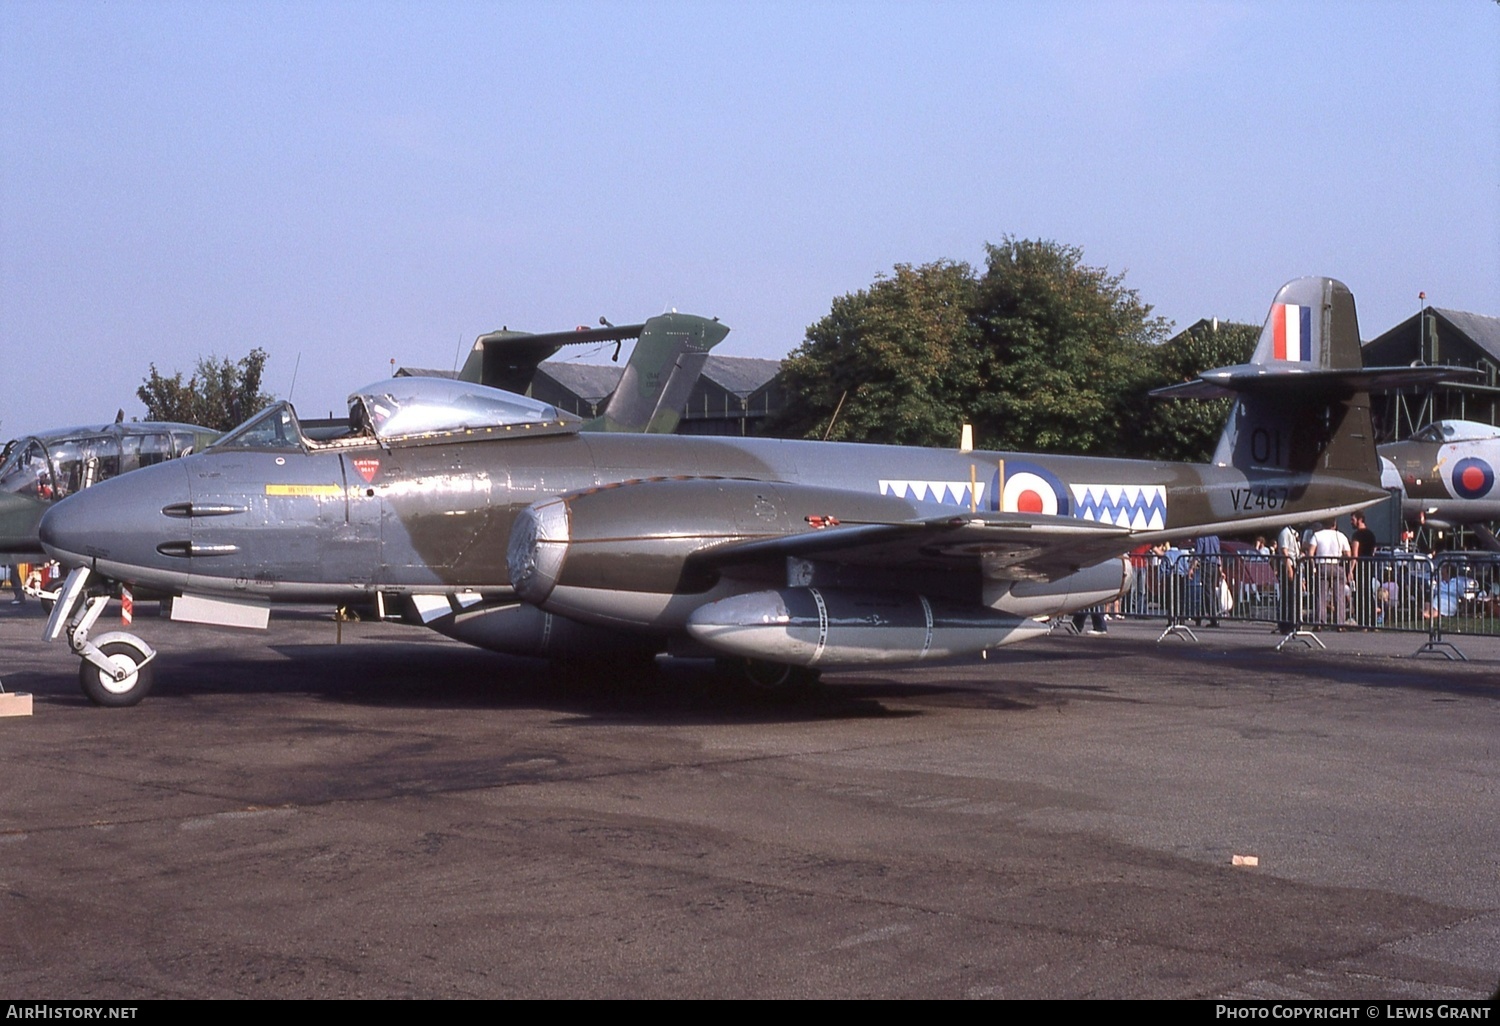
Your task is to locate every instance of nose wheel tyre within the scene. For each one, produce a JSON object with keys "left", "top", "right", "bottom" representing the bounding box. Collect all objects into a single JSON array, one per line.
[{"left": 79, "top": 640, "right": 156, "bottom": 707}]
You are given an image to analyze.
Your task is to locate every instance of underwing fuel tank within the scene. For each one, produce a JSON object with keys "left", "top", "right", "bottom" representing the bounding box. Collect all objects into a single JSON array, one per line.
[
  {"left": 420, "top": 598, "right": 662, "bottom": 661},
  {"left": 684, "top": 588, "right": 1048, "bottom": 667}
]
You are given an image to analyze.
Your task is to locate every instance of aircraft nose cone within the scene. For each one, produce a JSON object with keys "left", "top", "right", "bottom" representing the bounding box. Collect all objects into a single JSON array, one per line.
[
  {"left": 39, "top": 459, "right": 190, "bottom": 569},
  {"left": 37, "top": 493, "right": 88, "bottom": 563}
]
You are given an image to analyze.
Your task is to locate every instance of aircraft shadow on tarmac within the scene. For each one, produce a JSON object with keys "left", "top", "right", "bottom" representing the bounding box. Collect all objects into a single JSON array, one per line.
[
  {"left": 252, "top": 643, "right": 1073, "bottom": 724},
  {"left": 12, "top": 632, "right": 1107, "bottom": 723},
  {"left": 5, "top": 601, "right": 1124, "bottom": 723},
  {"left": 16, "top": 602, "right": 1493, "bottom": 717}
]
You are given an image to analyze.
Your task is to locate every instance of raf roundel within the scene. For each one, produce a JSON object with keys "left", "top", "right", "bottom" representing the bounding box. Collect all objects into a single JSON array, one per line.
[
  {"left": 1450, "top": 456, "right": 1495, "bottom": 500},
  {"left": 993, "top": 461, "right": 1071, "bottom": 517}
]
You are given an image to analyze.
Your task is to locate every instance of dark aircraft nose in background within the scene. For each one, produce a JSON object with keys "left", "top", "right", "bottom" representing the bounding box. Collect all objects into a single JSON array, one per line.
[
  {"left": 39, "top": 458, "right": 191, "bottom": 572},
  {"left": 0, "top": 490, "right": 47, "bottom": 554}
]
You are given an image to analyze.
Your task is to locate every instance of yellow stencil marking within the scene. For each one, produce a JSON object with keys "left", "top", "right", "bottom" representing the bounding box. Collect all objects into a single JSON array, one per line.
[{"left": 266, "top": 484, "right": 342, "bottom": 496}]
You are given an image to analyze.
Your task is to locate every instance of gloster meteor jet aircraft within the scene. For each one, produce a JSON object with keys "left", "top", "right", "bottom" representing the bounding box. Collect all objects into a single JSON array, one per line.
[
  {"left": 1379, "top": 421, "right": 1500, "bottom": 530},
  {"left": 40, "top": 278, "right": 1461, "bottom": 705}
]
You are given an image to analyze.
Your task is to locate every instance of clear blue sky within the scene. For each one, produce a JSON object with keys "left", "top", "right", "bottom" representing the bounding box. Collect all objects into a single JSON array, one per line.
[{"left": 3, "top": 0, "right": 1496, "bottom": 436}]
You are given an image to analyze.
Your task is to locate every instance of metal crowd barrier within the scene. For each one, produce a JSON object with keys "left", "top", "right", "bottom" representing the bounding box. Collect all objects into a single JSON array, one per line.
[
  {"left": 1123, "top": 549, "right": 1274, "bottom": 628},
  {"left": 1119, "top": 549, "right": 1500, "bottom": 658},
  {"left": 1418, "top": 552, "right": 1500, "bottom": 660}
]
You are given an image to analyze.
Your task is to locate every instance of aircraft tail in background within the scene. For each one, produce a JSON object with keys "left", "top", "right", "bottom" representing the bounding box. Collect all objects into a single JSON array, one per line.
[
  {"left": 585, "top": 313, "right": 729, "bottom": 434},
  {"left": 457, "top": 312, "right": 729, "bottom": 434}
]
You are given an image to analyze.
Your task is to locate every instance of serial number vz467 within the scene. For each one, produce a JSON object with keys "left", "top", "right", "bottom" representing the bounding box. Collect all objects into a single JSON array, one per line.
[{"left": 1230, "top": 487, "right": 1289, "bottom": 512}]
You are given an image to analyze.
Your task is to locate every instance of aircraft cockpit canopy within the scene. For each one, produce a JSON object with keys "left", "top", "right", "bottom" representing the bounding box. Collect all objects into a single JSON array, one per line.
[
  {"left": 347, "top": 378, "right": 581, "bottom": 446},
  {"left": 0, "top": 425, "right": 199, "bottom": 501},
  {"left": 1410, "top": 420, "right": 1500, "bottom": 444},
  {"left": 209, "top": 404, "right": 306, "bottom": 451},
  {"left": 208, "top": 379, "right": 582, "bottom": 453}
]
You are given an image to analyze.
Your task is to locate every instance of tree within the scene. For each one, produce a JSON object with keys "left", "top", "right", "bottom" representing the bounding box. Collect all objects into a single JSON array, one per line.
[
  {"left": 1128, "top": 319, "right": 1259, "bottom": 463},
  {"left": 770, "top": 238, "right": 1174, "bottom": 454},
  {"left": 137, "top": 349, "right": 275, "bottom": 432},
  {"left": 767, "top": 260, "right": 981, "bottom": 446},
  {"left": 966, "top": 238, "right": 1170, "bottom": 456}
]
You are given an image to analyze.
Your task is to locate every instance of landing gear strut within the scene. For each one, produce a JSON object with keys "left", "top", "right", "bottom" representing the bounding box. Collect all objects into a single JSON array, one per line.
[{"left": 45, "top": 567, "right": 158, "bottom": 707}]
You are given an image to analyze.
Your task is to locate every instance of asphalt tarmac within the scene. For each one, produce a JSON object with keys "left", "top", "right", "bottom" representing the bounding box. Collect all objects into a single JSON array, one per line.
[{"left": 2, "top": 600, "right": 1497, "bottom": 999}]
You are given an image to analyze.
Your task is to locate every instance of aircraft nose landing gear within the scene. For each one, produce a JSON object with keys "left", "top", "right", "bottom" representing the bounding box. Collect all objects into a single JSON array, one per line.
[
  {"left": 78, "top": 638, "right": 156, "bottom": 707},
  {"left": 45, "top": 567, "right": 158, "bottom": 707}
]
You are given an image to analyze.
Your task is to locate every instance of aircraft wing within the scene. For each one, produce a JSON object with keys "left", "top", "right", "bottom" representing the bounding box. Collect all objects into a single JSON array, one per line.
[{"left": 695, "top": 509, "right": 1135, "bottom": 582}]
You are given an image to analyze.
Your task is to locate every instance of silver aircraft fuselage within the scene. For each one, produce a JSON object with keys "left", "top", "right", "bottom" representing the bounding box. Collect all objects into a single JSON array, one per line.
[
  {"left": 40, "top": 421, "right": 1383, "bottom": 607},
  {"left": 1379, "top": 421, "right": 1500, "bottom": 528}
]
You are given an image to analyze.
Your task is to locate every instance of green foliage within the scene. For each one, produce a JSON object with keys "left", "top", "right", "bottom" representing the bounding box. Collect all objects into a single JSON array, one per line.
[
  {"left": 137, "top": 349, "right": 275, "bottom": 432},
  {"left": 771, "top": 237, "right": 1260, "bottom": 460},
  {"left": 772, "top": 238, "right": 1189, "bottom": 454},
  {"left": 967, "top": 238, "right": 1170, "bottom": 455},
  {"left": 768, "top": 260, "right": 981, "bottom": 445},
  {"left": 1129, "top": 320, "right": 1259, "bottom": 462}
]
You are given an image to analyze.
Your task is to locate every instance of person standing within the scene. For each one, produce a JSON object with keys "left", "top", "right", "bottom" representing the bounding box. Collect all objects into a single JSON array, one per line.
[
  {"left": 1308, "top": 520, "right": 1352, "bottom": 626},
  {"left": 1071, "top": 606, "right": 1107, "bottom": 635},
  {"left": 1274, "top": 523, "right": 1302, "bottom": 633},
  {"left": 1348, "top": 512, "right": 1378, "bottom": 627},
  {"left": 1191, "top": 533, "right": 1224, "bottom": 627}
]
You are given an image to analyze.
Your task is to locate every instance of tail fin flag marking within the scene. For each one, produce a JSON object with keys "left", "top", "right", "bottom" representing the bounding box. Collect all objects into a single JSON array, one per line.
[
  {"left": 1271, "top": 302, "right": 1314, "bottom": 362},
  {"left": 1153, "top": 276, "right": 1478, "bottom": 489}
]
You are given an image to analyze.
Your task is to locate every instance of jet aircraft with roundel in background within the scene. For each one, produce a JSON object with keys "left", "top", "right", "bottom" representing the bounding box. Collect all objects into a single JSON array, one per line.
[{"left": 1378, "top": 421, "right": 1500, "bottom": 532}]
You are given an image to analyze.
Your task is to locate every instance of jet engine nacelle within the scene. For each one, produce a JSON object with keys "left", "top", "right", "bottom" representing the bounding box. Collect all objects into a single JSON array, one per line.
[
  {"left": 983, "top": 557, "right": 1132, "bottom": 619},
  {"left": 507, "top": 477, "right": 923, "bottom": 630},
  {"left": 685, "top": 587, "right": 1047, "bottom": 667}
]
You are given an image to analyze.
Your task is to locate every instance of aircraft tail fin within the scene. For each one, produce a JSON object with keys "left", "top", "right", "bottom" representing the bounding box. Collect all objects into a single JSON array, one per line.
[
  {"left": 459, "top": 323, "right": 647, "bottom": 395},
  {"left": 586, "top": 313, "right": 730, "bottom": 434},
  {"left": 1153, "top": 277, "right": 1477, "bottom": 481},
  {"left": 455, "top": 313, "right": 729, "bottom": 434}
]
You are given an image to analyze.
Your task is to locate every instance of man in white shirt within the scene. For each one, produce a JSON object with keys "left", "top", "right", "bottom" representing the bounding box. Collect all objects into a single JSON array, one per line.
[{"left": 1308, "top": 521, "right": 1352, "bottom": 625}]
